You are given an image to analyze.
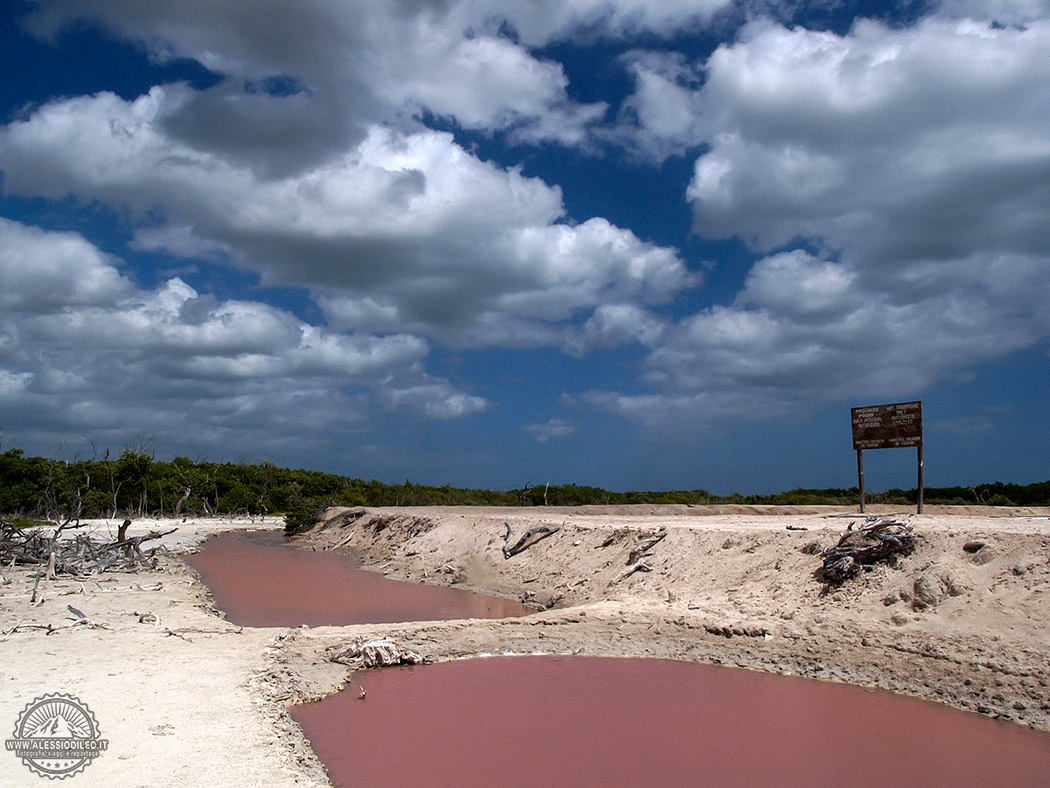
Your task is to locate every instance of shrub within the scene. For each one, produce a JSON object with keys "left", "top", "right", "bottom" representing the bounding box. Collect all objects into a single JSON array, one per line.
[{"left": 283, "top": 499, "right": 323, "bottom": 535}]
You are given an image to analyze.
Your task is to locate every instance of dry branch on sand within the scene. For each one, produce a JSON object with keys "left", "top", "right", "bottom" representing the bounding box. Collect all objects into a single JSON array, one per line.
[
  {"left": 627, "top": 529, "right": 667, "bottom": 565},
  {"left": 501, "top": 522, "right": 559, "bottom": 558},
  {"left": 0, "top": 518, "right": 176, "bottom": 579},
  {"left": 613, "top": 560, "right": 652, "bottom": 584},
  {"left": 817, "top": 516, "right": 916, "bottom": 585},
  {"left": 611, "top": 528, "right": 667, "bottom": 585}
]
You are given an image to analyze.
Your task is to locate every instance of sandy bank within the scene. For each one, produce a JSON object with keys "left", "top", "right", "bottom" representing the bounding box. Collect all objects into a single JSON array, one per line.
[
  {"left": 2, "top": 506, "right": 1049, "bottom": 786},
  {"left": 290, "top": 505, "right": 1050, "bottom": 733},
  {"left": 0, "top": 516, "right": 333, "bottom": 788}
]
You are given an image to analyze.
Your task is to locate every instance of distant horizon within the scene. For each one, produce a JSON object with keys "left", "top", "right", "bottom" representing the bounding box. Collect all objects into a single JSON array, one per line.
[{"left": 1, "top": 1, "right": 1047, "bottom": 496}]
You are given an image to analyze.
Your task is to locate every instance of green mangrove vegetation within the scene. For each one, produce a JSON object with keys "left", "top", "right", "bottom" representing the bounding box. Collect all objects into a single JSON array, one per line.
[{"left": 0, "top": 448, "right": 1046, "bottom": 534}]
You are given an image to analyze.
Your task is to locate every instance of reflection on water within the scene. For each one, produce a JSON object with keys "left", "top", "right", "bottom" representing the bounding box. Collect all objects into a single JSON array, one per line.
[
  {"left": 293, "top": 655, "right": 1050, "bottom": 788},
  {"left": 184, "top": 529, "right": 532, "bottom": 627}
]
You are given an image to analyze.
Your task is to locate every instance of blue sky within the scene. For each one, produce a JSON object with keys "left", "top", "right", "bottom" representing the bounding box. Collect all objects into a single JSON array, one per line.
[{"left": 1, "top": 0, "right": 1047, "bottom": 494}]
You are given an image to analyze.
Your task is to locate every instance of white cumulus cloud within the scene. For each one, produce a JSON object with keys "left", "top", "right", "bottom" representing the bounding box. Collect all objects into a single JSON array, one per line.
[
  {"left": 586, "top": 9, "right": 1050, "bottom": 431},
  {"left": 0, "top": 220, "right": 489, "bottom": 454},
  {"left": 0, "top": 89, "right": 696, "bottom": 348}
]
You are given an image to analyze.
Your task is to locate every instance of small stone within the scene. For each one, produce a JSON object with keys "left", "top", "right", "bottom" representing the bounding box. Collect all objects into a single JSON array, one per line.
[
  {"left": 912, "top": 565, "right": 964, "bottom": 610},
  {"left": 970, "top": 547, "right": 997, "bottom": 566}
]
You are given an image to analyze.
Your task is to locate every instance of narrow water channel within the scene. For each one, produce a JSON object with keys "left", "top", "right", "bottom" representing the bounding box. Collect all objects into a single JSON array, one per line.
[
  {"left": 294, "top": 655, "right": 1050, "bottom": 788},
  {"left": 188, "top": 528, "right": 1050, "bottom": 786},
  {"left": 184, "top": 529, "right": 532, "bottom": 626}
]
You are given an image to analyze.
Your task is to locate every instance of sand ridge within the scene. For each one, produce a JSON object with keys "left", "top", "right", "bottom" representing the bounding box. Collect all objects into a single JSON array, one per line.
[
  {"left": 292, "top": 506, "right": 1050, "bottom": 730},
  {"left": 2, "top": 507, "right": 1049, "bottom": 786}
]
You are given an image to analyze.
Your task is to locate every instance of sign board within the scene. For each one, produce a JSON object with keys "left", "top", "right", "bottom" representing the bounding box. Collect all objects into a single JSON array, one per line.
[
  {"left": 850, "top": 400, "right": 924, "bottom": 513},
  {"left": 851, "top": 401, "right": 922, "bottom": 450}
]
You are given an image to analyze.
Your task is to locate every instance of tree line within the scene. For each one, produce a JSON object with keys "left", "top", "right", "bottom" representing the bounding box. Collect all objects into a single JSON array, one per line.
[{"left": 0, "top": 448, "right": 1046, "bottom": 534}]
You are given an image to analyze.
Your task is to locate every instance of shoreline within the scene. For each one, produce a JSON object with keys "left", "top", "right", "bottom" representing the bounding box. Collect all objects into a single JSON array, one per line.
[
  {"left": 288, "top": 505, "right": 1050, "bottom": 732},
  {"left": 0, "top": 516, "right": 333, "bottom": 788},
  {"left": 2, "top": 507, "right": 1049, "bottom": 786}
]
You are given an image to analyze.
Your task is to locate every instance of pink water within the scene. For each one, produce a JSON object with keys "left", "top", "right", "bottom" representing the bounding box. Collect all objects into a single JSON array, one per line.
[
  {"left": 184, "top": 529, "right": 532, "bottom": 626},
  {"left": 293, "top": 655, "right": 1050, "bottom": 788},
  {"left": 187, "top": 530, "right": 1050, "bottom": 786}
]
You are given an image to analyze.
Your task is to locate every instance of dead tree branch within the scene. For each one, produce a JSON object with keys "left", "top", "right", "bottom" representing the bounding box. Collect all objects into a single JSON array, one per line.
[
  {"left": 627, "top": 529, "right": 667, "bottom": 565},
  {"left": 609, "top": 528, "right": 667, "bottom": 585},
  {"left": 613, "top": 560, "right": 652, "bottom": 584},
  {"left": 174, "top": 487, "right": 191, "bottom": 518},
  {"left": 0, "top": 518, "right": 175, "bottom": 578},
  {"left": 818, "top": 516, "right": 915, "bottom": 585},
  {"left": 501, "top": 522, "right": 560, "bottom": 559}
]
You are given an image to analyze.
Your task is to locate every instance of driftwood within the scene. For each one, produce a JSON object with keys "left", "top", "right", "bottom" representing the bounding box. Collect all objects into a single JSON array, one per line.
[
  {"left": 597, "top": 530, "right": 624, "bottom": 548},
  {"left": 330, "top": 639, "right": 425, "bottom": 668},
  {"left": 501, "top": 522, "right": 559, "bottom": 559},
  {"left": 161, "top": 626, "right": 241, "bottom": 642},
  {"left": 0, "top": 518, "right": 176, "bottom": 579},
  {"left": 818, "top": 517, "right": 915, "bottom": 585},
  {"left": 611, "top": 528, "right": 667, "bottom": 585},
  {"left": 2, "top": 618, "right": 111, "bottom": 636},
  {"left": 613, "top": 560, "right": 652, "bottom": 584},
  {"left": 627, "top": 529, "right": 666, "bottom": 565}
]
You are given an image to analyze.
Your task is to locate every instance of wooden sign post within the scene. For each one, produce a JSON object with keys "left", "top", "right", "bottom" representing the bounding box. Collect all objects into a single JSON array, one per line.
[{"left": 850, "top": 401, "right": 924, "bottom": 514}]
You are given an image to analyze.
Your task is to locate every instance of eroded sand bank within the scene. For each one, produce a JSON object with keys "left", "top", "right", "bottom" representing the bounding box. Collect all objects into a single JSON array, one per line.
[{"left": 2, "top": 507, "right": 1049, "bottom": 786}]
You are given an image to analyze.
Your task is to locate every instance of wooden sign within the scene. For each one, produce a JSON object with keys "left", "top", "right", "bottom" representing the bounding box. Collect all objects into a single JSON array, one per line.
[
  {"left": 850, "top": 401, "right": 924, "bottom": 513},
  {"left": 851, "top": 401, "right": 922, "bottom": 450}
]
